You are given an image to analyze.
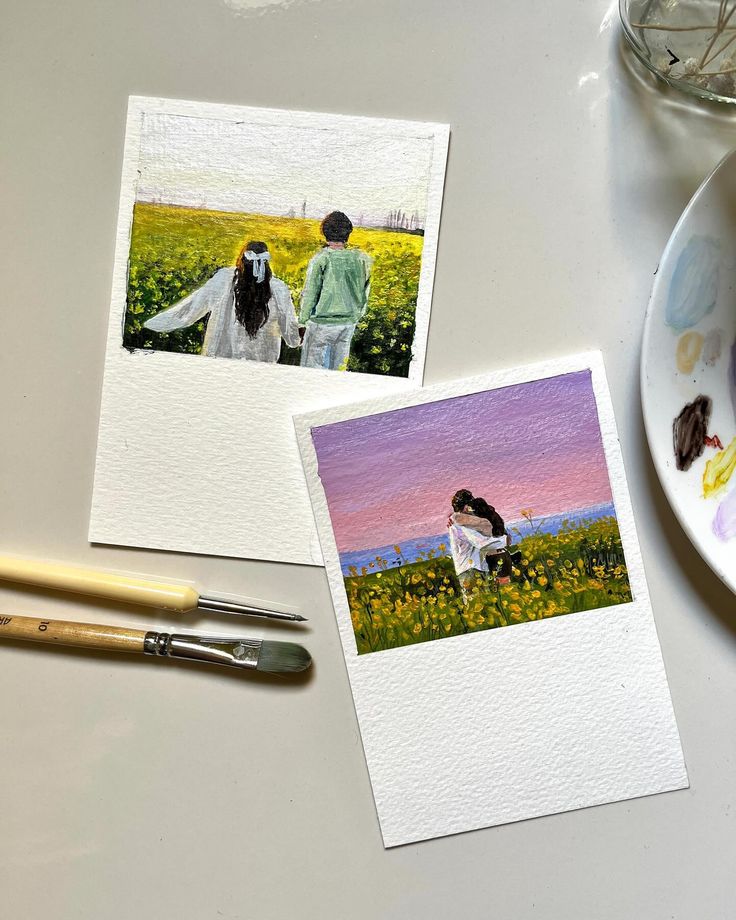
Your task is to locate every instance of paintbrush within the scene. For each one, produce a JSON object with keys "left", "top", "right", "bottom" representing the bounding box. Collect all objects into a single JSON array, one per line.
[
  {"left": 0, "top": 614, "right": 311, "bottom": 674},
  {"left": 0, "top": 555, "right": 306, "bottom": 622}
]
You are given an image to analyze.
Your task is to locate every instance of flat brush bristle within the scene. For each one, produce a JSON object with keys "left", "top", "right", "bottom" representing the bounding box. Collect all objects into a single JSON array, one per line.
[{"left": 256, "top": 641, "right": 312, "bottom": 674}]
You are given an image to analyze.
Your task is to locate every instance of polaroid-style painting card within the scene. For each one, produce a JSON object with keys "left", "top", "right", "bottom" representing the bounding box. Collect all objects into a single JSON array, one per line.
[
  {"left": 90, "top": 96, "right": 449, "bottom": 563},
  {"left": 295, "top": 352, "right": 687, "bottom": 847}
]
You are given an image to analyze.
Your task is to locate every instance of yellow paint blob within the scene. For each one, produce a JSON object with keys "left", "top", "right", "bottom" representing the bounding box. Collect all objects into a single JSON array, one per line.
[
  {"left": 703, "top": 437, "right": 736, "bottom": 497},
  {"left": 676, "top": 331, "right": 704, "bottom": 374}
]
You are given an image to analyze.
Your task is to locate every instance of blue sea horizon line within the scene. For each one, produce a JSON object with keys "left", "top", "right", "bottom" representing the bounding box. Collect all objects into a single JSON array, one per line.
[{"left": 339, "top": 501, "right": 617, "bottom": 576}]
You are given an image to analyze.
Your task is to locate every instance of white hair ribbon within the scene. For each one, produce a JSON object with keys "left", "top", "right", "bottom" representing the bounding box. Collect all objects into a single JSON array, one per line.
[{"left": 243, "top": 250, "right": 271, "bottom": 283}]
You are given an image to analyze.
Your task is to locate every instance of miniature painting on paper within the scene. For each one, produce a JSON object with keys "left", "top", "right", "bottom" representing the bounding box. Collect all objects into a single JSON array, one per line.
[
  {"left": 123, "top": 110, "right": 437, "bottom": 377},
  {"left": 311, "top": 370, "right": 633, "bottom": 654}
]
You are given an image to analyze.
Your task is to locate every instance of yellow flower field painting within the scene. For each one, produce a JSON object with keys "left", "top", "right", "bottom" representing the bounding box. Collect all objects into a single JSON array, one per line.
[{"left": 311, "top": 370, "right": 633, "bottom": 654}]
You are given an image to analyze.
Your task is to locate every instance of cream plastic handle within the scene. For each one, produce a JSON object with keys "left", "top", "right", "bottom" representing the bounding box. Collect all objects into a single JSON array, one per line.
[{"left": 0, "top": 556, "right": 199, "bottom": 612}]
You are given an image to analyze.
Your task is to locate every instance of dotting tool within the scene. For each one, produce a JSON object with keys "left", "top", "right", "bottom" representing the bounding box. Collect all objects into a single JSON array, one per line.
[{"left": 0, "top": 555, "right": 306, "bottom": 622}]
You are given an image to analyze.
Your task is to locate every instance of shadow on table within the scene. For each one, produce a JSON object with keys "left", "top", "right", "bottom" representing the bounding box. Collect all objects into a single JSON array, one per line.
[{"left": 609, "top": 32, "right": 736, "bottom": 259}]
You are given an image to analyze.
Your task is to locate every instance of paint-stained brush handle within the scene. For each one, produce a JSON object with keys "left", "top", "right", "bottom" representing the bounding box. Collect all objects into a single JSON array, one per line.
[
  {"left": 0, "top": 614, "right": 146, "bottom": 653},
  {"left": 0, "top": 555, "right": 199, "bottom": 611}
]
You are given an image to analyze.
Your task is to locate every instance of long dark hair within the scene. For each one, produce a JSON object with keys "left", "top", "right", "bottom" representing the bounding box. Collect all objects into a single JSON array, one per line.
[
  {"left": 233, "top": 241, "right": 272, "bottom": 338},
  {"left": 451, "top": 489, "right": 506, "bottom": 538},
  {"left": 470, "top": 497, "right": 506, "bottom": 538}
]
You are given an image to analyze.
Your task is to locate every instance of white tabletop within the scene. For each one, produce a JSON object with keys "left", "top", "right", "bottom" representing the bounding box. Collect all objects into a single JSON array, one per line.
[{"left": 1, "top": 1, "right": 734, "bottom": 917}]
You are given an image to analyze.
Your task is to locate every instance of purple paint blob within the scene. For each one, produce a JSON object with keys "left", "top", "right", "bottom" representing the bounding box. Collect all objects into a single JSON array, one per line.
[
  {"left": 730, "top": 336, "right": 736, "bottom": 424},
  {"left": 702, "top": 328, "right": 723, "bottom": 366},
  {"left": 713, "top": 487, "right": 736, "bottom": 541}
]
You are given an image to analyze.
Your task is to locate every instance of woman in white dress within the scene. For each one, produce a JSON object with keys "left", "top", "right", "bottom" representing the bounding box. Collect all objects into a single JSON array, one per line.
[{"left": 143, "top": 241, "right": 301, "bottom": 362}]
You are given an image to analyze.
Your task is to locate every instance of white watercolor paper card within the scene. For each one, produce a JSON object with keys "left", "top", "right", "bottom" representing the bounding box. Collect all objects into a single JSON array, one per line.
[
  {"left": 295, "top": 352, "right": 688, "bottom": 847},
  {"left": 90, "top": 96, "right": 449, "bottom": 563}
]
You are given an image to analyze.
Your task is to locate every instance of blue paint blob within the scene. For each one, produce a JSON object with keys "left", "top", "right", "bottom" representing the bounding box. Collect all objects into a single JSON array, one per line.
[{"left": 665, "top": 235, "right": 720, "bottom": 332}]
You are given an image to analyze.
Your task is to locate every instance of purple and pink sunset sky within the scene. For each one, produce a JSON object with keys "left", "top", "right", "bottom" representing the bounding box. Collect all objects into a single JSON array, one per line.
[{"left": 311, "top": 370, "right": 614, "bottom": 554}]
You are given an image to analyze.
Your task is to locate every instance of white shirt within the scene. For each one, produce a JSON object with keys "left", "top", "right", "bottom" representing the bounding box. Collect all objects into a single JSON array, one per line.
[
  {"left": 448, "top": 524, "right": 508, "bottom": 576},
  {"left": 143, "top": 267, "right": 301, "bottom": 363}
]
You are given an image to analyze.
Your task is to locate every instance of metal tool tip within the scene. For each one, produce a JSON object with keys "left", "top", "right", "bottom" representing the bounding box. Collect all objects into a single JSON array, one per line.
[{"left": 294, "top": 614, "right": 308, "bottom": 622}]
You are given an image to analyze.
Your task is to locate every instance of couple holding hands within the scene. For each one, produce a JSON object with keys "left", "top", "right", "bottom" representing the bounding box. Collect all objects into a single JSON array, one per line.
[{"left": 144, "top": 210, "right": 372, "bottom": 372}]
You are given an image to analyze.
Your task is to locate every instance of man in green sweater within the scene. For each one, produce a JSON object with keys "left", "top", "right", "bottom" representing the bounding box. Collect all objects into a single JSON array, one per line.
[{"left": 299, "top": 211, "right": 372, "bottom": 370}]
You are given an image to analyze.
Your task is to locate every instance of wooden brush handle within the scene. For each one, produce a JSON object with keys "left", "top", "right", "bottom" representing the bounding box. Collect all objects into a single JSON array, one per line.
[{"left": 0, "top": 614, "right": 147, "bottom": 653}]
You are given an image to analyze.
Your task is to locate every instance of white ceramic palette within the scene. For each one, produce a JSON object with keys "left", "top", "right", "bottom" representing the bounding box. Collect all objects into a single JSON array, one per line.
[{"left": 642, "top": 149, "right": 736, "bottom": 595}]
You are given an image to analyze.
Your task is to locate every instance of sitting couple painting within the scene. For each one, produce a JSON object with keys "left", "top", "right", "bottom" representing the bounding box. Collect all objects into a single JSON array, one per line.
[
  {"left": 448, "top": 489, "right": 516, "bottom": 601},
  {"left": 143, "top": 211, "right": 372, "bottom": 371}
]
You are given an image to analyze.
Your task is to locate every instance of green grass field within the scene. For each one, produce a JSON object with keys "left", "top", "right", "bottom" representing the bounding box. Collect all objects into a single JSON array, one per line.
[
  {"left": 123, "top": 202, "right": 425, "bottom": 376},
  {"left": 343, "top": 517, "right": 632, "bottom": 654}
]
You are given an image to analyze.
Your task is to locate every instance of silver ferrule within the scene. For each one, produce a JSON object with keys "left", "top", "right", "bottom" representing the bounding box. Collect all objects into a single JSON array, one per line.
[
  {"left": 197, "top": 595, "right": 302, "bottom": 621},
  {"left": 143, "top": 631, "right": 262, "bottom": 670}
]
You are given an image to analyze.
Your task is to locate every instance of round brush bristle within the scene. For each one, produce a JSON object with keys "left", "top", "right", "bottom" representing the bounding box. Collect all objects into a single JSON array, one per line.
[{"left": 256, "top": 641, "right": 312, "bottom": 674}]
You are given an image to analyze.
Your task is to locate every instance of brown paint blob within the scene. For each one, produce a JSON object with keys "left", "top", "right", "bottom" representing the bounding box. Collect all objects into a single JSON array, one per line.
[{"left": 673, "top": 395, "right": 712, "bottom": 471}]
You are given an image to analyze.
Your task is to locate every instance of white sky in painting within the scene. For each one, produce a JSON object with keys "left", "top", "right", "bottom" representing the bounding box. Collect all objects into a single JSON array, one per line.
[{"left": 136, "top": 112, "right": 433, "bottom": 225}]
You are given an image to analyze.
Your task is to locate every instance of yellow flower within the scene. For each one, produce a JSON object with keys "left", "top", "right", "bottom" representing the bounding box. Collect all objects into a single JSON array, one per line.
[
  {"left": 412, "top": 623, "right": 421, "bottom": 634},
  {"left": 538, "top": 575, "right": 548, "bottom": 586},
  {"left": 532, "top": 590, "right": 541, "bottom": 598}
]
